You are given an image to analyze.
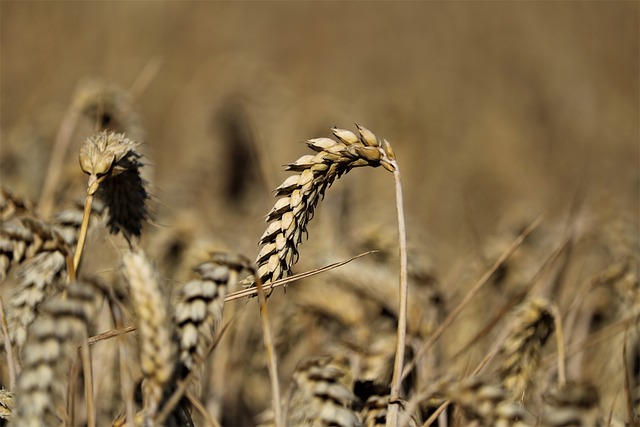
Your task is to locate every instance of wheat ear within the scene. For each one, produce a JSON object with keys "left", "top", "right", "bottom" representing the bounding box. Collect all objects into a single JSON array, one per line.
[
  {"left": 440, "top": 376, "right": 527, "bottom": 426},
  {"left": 76, "top": 131, "right": 147, "bottom": 270},
  {"left": 11, "top": 281, "right": 97, "bottom": 427},
  {"left": 174, "top": 255, "right": 242, "bottom": 374},
  {"left": 286, "top": 355, "right": 360, "bottom": 427},
  {"left": 256, "top": 124, "right": 396, "bottom": 286},
  {"left": 121, "top": 249, "right": 177, "bottom": 423},
  {"left": 541, "top": 381, "right": 599, "bottom": 426},
  {"left": 257, "top": 124, "right": 407, "bottom": 426},
  {"left": 499, "top": 297, "right": 555, "bottom": 401}
]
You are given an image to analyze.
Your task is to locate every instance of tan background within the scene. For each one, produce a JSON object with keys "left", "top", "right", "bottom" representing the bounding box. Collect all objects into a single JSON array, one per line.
[{"left": 1, "top": 2, "right": 639, "bottom": 424}]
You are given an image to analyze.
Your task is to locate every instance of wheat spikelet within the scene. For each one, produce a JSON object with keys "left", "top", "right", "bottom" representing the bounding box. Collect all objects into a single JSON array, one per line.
[
  {"left": 498, "top": 297, "right": 555, "bottom": 400},
  {"left": 121, "top": 249, "right": 177, "bottom": 421},
  {"left": 11, "top": 281, "right": 97, "bottom": 427},
  {"left": 79, "top": 131, "right": 148, "bottom": 240},
  {"left": 541, "top": 381, "right": 599, "bottom": 426},
  {"left": 256, "top": 124, "right": 396, "bottom": 286},
  {"left": 286, "top": 354, "right": 361, "bottom": 427}
]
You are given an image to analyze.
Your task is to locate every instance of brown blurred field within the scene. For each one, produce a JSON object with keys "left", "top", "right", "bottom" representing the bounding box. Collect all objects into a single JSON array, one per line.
[
  {"left": 1, "top": 2, "right": 638, "bottom": 425},
  {"left": 3, "top": 1, "right": 638, "bottom": 260}
]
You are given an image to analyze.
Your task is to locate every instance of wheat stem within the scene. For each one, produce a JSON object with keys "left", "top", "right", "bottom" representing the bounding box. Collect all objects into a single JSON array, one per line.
[
  {"left": 623, "top": 328, "right": 634, "bottom": 424},
  {"left": 73, "top": 191, "right": 94, "bottom": 272},
  {"left": 422, "top": 400, "right": 449, "bottom": 427},
  {"left": 550, "top": 304, "right": 566, "bottom": 387},
  {"left": 253, "top": 272, "right": 283, "bottom": 427},
  {"left": 387, "top": 163, "right": 408, "bottom": 427},
  {"left": 110, "top": 298, "right": 135, "bottom": 427},
  {"left": 80, "top": 338, "right": 95, "bottom": 427}
]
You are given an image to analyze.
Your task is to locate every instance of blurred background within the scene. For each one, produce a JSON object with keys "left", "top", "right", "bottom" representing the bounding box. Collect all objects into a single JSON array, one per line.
[
  {"left": 1, "top": 2, "right": 638, "bottom": 424},
  {"left": 2, "top": 2, "right": 637, "bottom": 267}
]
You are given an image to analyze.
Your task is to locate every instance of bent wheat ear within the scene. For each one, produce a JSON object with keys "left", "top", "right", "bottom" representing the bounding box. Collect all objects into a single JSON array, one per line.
[
  {"left": 78, "top": 131, "right": 148, "bottom": 238},
  {"left": 75, "top": 131, "right": 148, "bottom": 271},
  {"left": 256, "top": 124, "right": 396, "bottom": 286},
  {"left": 11, "top": 281, "right": 97, "bottom": 427},
  {"left": 122, "top": 249, "right": 176, "bottom": 421}
]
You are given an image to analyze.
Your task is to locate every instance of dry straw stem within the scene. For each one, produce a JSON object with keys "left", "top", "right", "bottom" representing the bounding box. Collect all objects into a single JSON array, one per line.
[
  {"left": 228, "top": 250, "right": 377, "bottom": 301},
  {"left": 121, "top": 249, "right": 176, "bottom": 421},
  {"left": 253, "top": 267, "right": 284, "bottom": 427},
  {"left": 11, "top": 281, "right": 97, "bottom": 427}
]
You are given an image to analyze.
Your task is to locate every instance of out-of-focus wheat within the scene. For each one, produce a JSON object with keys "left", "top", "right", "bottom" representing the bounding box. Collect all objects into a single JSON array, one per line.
[
  {"left": 11, "top": 281, "right": 97, "bottom": 427},
  {"left": 498, "top": 297, "right": 555, "bottom": 401},
  {"left": 286, "top": 355, "right": 361, "bottom": 427},
  {"left": 122, "top": 249, "right": 176, "bottom": 421}
]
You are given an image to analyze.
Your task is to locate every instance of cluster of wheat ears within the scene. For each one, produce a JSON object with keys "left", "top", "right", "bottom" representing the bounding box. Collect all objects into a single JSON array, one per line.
[{"left": 0, "top": 81, "right": 638, "bottom": 427}]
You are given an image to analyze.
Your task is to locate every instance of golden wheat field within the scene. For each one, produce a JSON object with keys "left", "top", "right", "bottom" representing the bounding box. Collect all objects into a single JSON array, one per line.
[{"left": 0, "top": 2, "right": 638, "bottom": 426}]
